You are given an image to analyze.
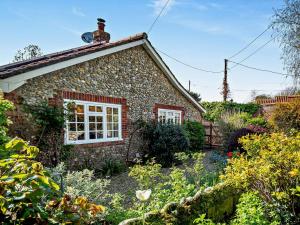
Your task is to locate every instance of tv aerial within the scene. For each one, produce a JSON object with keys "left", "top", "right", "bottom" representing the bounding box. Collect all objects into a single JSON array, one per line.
[{"left": 81, "top": 32, "right": 93, "bottom": 43}]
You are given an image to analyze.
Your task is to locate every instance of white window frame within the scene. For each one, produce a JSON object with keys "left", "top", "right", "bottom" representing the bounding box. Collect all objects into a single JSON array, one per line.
[
  {"left": 64, "top": 99, "right": 122, "bottom": 144},
  {"left": 158, "top": 108, "right": 182, "bottom": 125}
]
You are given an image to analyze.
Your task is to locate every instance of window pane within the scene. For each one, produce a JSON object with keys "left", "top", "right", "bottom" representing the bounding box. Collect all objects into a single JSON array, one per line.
[
  {"left": 113, "top": 123, "right": 118, "bottom": 130},
  {"left": 96, "top": 131, "right": 103, "bottom": 139},
  {"left": 107, "top": 123, "right": 112, "bottom": 130},
  {"left": 96, "top": 116, "right": 103, "bottom": 122},
  {"left": 68, "top": 132, "right": 77, "bottom": 141},
  {"left": 113, "top": 115, "right": 118, "bottom": 122},
  {"left": 107, "top": 130, "right": 112, "bottom": 138},
  {"left": 77, "top": 114, "right": 84, "bottom": 122},
  {"left": 68, "top": 113, "right": 76, "bottom": 122},
  {"left": 76, "top": 105, "right": 84, "bottom": 114},
  {"left": 89, "top": 116, "right": 96, "bottom": 122},
  {"left": 78, "top": 132, "right": 85, "bottom": 140},
  {"left": 113, "top": 108, "right": 118, "bottom": 115},
  {"left": 107, "top": 107, "right": 112, "bottom": 115},
  {"left": 89, "top": 123, "right": 96, "bottom": 131},
  {"left": 89, "top": 132, "right": 96, "bottom": 139},
  {"left": 77, "top": 123, "right": 85, "bottom": 131},
  {"left": 96, "top": 123, "right": 103, "bottom": 130},
  {"left": 107, "top": 115, "right": 112, "bottom": 122},
  {"left": 96, "top": 106, "right": 103, "bottom": 112},
  {"left": 69, "top": 123, "right": 76, "bottom": 131},
  {"left": 89, "top": 106, "right": 95, "bottom": 112},
  {"left": 113, "top": 131, "right": 118, "bottom": 137}
]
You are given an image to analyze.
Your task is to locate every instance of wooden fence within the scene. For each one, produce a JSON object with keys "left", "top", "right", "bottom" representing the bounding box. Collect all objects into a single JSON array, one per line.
[{"left": 202, "top": 121, "right": 222, "bottom": 148}]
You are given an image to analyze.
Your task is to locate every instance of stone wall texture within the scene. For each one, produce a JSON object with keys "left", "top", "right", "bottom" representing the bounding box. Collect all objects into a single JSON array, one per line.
[{"left": 11, "top": 45, "right": 203, "bottom": 167}]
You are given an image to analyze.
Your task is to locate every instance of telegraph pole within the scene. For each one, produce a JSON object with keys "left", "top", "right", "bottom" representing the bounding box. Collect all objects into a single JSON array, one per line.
[
  {"left": 222, "top": 59, "right": 229, "bottom": 102},
  {"left": 188, "top": 80, "right": 191, "bottom": 92}
]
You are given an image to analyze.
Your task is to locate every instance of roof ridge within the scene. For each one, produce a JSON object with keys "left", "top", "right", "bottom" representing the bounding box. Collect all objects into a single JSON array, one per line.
[{"left": 0, "top": 32, "right": 147, "bottom": 79}]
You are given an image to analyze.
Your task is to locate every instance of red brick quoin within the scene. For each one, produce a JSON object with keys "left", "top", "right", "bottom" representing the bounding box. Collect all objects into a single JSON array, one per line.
[
  {"left": 153, "top": 103, "right": 185, "bottom": 122},
  {"left": 50, "top": 90, "right": 128, "bottom": 147}
]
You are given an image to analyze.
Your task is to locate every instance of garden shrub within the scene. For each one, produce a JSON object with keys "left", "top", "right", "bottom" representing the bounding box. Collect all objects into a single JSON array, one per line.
[
  {"left": 218, "top": 111, "right": 267, "bottom": 150},
  {"left": 183, "top": 120, "right": 205, "bottom": 151},
  {"left": 231, "top": 192, "right": 279, "bottom": 225},
  {"left": 218, "top": 111, "right": 246, "bottom": 149},
  {"left": 227, "top": 128, "right": 254, "bottom": 153},
  {"left": 0, "top": 96, "right": 105, "bottom": 224},
  {"left": 202, "top": 101, "right": 261, "bottom": 122},
  {"left": 142, "top": 121, "right": 189, "bottom": 167},
  {"left": 221, "top": 132, "right": 300, "bottom": 224},
  {"left": 270, "top": 99, "right": 300, "bottom": 132},
  {"left": 22, "top": 101, "right": 69, "bottom": 167},
  {"left": 107, "top": 152, "right": 220, "bottom": 224},
  {"left": 49, "top": 163, "right": 110, "bottom": 205},
  {"left": 101, "top": 158, "right": 126, "bottom": 176}
]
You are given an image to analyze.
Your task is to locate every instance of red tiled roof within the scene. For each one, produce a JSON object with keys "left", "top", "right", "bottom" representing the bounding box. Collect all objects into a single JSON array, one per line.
[
  {"left": 256, "top": 95, "right": 300, "bottom": 105},
  {"left": 0, "top": 32, "right": 147, "bottom": 79}
]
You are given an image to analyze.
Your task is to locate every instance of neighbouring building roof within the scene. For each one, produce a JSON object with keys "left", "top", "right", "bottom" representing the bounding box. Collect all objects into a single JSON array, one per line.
[
  {"left": 256, "top": 95, "right": 300, "bottom": 105},
  {"left": 0, "top": 32, "right": 206, "bottom": 113}
]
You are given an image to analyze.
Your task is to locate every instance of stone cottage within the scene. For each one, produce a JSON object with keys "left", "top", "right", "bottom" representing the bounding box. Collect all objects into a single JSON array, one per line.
[{"left": 0, "top": 19, "right": 205, "bottom": 164}]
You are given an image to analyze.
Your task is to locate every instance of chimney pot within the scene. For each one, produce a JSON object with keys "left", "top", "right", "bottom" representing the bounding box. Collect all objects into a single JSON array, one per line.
[{"left": 93, "top": 18, "right": 110, "bottom": 44}]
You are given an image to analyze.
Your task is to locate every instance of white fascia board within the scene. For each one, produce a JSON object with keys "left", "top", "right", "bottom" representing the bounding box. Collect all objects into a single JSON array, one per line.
[
  {"left": 0, "top": 40, "right": 145, "bottom": 93},
  {"left": 142, "top": 40, "right": 206, "bottom": 113}
]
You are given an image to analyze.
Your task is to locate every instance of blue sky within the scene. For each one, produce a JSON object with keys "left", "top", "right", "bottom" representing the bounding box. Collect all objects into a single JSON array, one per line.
[{"left": 0, "top": 0, "right": 294, "bottom": 102}]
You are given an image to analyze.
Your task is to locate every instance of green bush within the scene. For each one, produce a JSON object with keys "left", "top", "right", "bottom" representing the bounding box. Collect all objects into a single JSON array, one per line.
[
  {"left": 221, "top": 132, "right": 300, "bottom": 224},
  {"left": 101, "top": 158, "right": 126, "bottom": 176},
  {"left": 270, "top": 99, "right": 300, "bottom": 132},
  {"left": 231, "top": 192, "right": 279, "bottom": 225},
  {"left": 0, "top": 95, "right": 105, "bottom": 224},
  {"left": 183, "top": 120, "right": 205, "bottom": 151},
  {"left": 49, "top": 163, "right": 110, "bottom": 205},
  {"left": 218, "top": 111, "right": 267, "bottom": 149},
  {"left": 202, "top": 101, "right": 261, "bottom": 122},
  {"left": 142, "top": 122, "right": 189, "bottom": 167}
]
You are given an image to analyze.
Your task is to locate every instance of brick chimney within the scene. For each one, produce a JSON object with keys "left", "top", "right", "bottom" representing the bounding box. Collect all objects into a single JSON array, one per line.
[{"left": 93, "top": 18, "right": 110, "bottom": 44}]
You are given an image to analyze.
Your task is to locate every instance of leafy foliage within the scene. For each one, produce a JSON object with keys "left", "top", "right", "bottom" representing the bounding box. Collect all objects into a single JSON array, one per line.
[
  {"left": 183, "top": 120, "right": 205, "bottom": 151},
  {"left": 13, "top": 44, "right": 43, "bottom": 62},
  {"left": 0, "top": 93, "right": 14, "bottom": 145},
  {"left": 23, "top": 101, "right": 70, "bottom": 167},
  {"left": 201, "top": 101, "right": 261, "bottom": 122},
  {"left": 270, "top": 99, "right": 300, "bottom": 132},
  {"left": 227, "top": 128, "right": 254, "bottom": 153},
  {"left": 272, "top": 0, "right": 300, "bottom": 82},
  {"left": 142, "top": 122, "right": 189, "bottom": 167},
  {"left": 101, "top": 158, "right": 126, "bottom": 176},
  {"left": 49, "top": 162, "right": 110, "bottom": 205},
  {"left": 221, "top": 132, "right": 300, "bottom": 224},
  {"left": 107, "top": 152, "right": 220, "bottom": 224},
  {"left": 218, "top": 111, "right": 267, "bottom": 149},
  {"left": 0, "top": 97, "right": 104, "bottom": 224},
  {"left": 189, "top": 91, "right": 202, "bottom": 102},
  {"left": 231, "top": 192, "right": 279, "bottom": 225}
]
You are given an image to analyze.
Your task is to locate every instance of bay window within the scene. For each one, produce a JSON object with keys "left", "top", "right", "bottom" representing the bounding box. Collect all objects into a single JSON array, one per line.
[{"left": 64, "top": 100, "right": 122, "bottom": 144}]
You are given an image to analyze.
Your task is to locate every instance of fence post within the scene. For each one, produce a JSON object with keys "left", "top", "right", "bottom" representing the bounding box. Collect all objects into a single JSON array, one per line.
[{"left": 210, "top": 123, "right": 213, "bottom": 149}]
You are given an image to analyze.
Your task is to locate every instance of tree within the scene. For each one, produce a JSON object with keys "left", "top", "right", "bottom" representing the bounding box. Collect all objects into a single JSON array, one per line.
[
  {"left": 13, "top": 44, "right": 43, "bottom": 62},
  {"left": 188, "top": 91, "right": 201, "bottom": 102},
  {"left": 272, "top": 0, "right": 300, "bottom": 84},
  {"left": 277, "top": 86, "right": 300, "bottom": 95}
]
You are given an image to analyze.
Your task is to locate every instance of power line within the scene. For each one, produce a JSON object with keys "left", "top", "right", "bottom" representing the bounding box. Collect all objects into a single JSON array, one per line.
[
  {"left": 229, "top": 34, "right": 278, "bottom": 70},
  {"left": 228, "top": 60, "right": 294, "bottom": 77},
  {"left": 148, "top": 0, "right": 171, "bottom": 34},
  {"left": 156, "top": 48, "right": 223, "bottom": 74},
  {"left": 228, "top": 25, "right": 272, "bottom": 59}
]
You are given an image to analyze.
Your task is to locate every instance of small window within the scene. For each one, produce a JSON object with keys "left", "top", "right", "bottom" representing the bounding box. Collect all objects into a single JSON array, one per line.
[
  {"left": 158, "top": 109, "right": 182, "bottom": 125},
  {"left": 65, "top": 100, "right": 122, "bottom": 144}
]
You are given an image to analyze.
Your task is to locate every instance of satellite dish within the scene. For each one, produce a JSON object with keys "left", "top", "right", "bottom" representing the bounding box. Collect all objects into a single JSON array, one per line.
[{"left": 81, "top": 32, "right": 93, "bottom": 43}]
